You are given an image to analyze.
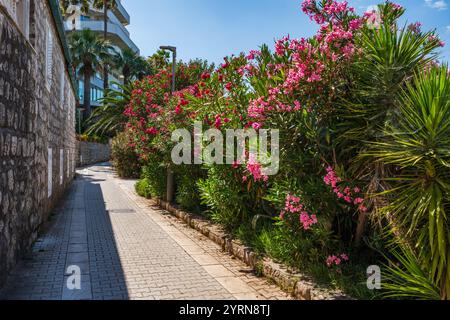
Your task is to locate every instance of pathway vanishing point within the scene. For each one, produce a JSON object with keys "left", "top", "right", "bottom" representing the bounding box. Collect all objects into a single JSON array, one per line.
[{"left": 0, "top": 164, "right": 291, "bottom": 300}]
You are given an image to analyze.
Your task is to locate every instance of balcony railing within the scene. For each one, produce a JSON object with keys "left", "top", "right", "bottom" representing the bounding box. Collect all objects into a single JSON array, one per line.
[
  {"left": 113, "top": 0, "right": 130, "bottom": 26},
  {"left": 77, "top": 20, "right": 139, "bottom": 53}
]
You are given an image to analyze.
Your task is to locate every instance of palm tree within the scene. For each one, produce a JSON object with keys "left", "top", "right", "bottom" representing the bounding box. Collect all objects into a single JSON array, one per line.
[
  {"left": 69, "top": 29, "right": 112, "bottom": 118},
  {"left": 113, "top": 48, "right": 152, "bottom": 84},
  {"left": 147, "top": 49, "right": 170, "bottom": 71},
  {"left": 61, "top": 0, "right": 116, "bottom": 92},
  {"left": 86, "top": 82, "right": 131, "bottom": 136},
  {"left": 98, "top": 0, "right": 117, "bottom": 93}
]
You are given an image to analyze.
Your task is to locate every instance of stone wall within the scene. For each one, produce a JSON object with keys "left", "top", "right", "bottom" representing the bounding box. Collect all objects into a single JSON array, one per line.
[
  {"left": 0, "top": 1, "right": 77, "bottom": 288},
  {"left": 76, "top": 141, "right": 111, "bottom": 167}
]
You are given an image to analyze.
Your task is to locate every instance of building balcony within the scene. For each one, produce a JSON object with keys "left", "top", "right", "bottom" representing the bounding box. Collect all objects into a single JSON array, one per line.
[
  {"left": 75, "top": 20, "right": 139, "bottom": 53},
  {"left": 113, "top": 0, "right": 130, "bottom": 26}
]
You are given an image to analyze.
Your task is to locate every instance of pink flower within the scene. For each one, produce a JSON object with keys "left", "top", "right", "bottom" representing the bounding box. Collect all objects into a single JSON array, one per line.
[
  {"left": 364, "top": 10, "right": 382, "bottom": 29},
  {"left": 246, "top": 50, "right": 261, "bottom": 60},
  {"left": 246, "top": 155, "right": 269, "bottom": 182},
  {"left": 300, "top": 212, "right": 318, "bottom": 230},
  {"left": 214, "top": 116, "right": 222, "bottom": 129},
  {"left": 408, "top": 22, "right": 422, "bottom": 34},
  {"left": 326, "top": 255, "right": 338, "bottom": 267},
  {"left": 324, "top": 167, "right": 342, "bottom": 188},
  {"left": 359, "top": 205, "right": 368, "bottom": 213},
  {"left": 225, "top": 82, "right": 233, "bottom": 91},
  {"left": 282, "top": 194, "right": 318, "bottom": 230},
  {"left": 326, "top": 253, "right": 349, "bottom": 267},
  {"left": 145, "top": 127, "right": 158, "bottom": 135},
  {"left": 201, "top": 72, "right": 210, "bottom": 80},
  {"left": 390, "top": 2, "right": 403, "bottom": 11},
  {"left": 252, "top": 122, "right": 263, "bottom": 130},
  {"left": 349, "top": 18, "right": 363, "bottom": 31}
]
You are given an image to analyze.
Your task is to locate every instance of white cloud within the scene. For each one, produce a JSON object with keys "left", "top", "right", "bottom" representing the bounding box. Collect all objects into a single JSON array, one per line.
[{"left": 425, "top": 0, "right": 448, "bottom": 10}]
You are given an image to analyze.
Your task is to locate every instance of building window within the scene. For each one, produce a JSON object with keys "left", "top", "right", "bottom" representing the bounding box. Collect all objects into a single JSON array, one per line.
[
  {"left": 45, "top": 22, "right": 54, "bottom": 90},
  {"left": 48, "top": 148, "right": 53, "bottom": 198},
  {"left": 60, "top": 65, "right": 65, "bottom": 107},
  {"left": 28, "top": 0, "right": 36, "bottom": 46},
  {"left": 60, "top": 149, "right": 64, "bottom": 185},
  {"left": 15, "top": 0, "right": 30, "bottom": 39},
  {"left": 67, "top": 149, "right": 70, "bottom": 178},
  {"left": 1, "top": 0, "right": 31, "bottom": 39}
]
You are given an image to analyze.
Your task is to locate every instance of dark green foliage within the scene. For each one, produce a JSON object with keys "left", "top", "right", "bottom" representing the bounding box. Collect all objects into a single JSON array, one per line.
[
  {"left": 175, "top": 166, "right": 204, "bottom": 212},
  {"left": 111, "top": 132, "right": 141, "bottom": 178},
  {"left": 140, "top": 157, "right": 167, "bottom": 200}
]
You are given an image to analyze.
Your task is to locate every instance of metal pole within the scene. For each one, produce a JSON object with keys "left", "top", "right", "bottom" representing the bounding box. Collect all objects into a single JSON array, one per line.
[
  {"left": 166, "top": 48, "right": 176, "bottom": 203},
  {"left": 103, "top": 0, "right": 109, "bottom": 94},
  {"left": 171, "top": 50, "right": 176, "bottom": 93}
]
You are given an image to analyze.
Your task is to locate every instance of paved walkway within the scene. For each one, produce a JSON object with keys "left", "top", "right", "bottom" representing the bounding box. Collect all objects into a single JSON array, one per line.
[{"left": 1, "top": 164, "right": 290, "bottom": 300}]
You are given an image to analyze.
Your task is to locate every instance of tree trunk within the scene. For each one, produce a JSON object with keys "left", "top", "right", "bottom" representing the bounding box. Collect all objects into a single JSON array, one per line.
[
  {"left": 103, "top": 0, "right": 109, "bottom": 93},
  {"left": 83, "top": 67, "right": 92, "bottom": 119},
  {"left": 354, "top": 211, "right": 367, "bottom": 247},
  {"left": 123, "top": 66, "right": 130, "bottom": 85}
]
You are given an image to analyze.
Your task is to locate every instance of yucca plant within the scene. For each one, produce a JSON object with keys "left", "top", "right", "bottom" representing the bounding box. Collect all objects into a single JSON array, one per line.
[
  {"left": 86, "top": 82, "right": 131, "bottom": 137},
  {"left": 334, "top": 3, "right": 442, "bottom": 245},
  {"left": 367, "top": 65, "right": 450, "bottom": 299},
  {"left": 381, "top": 246, "right": 441, "bottom": 300}
]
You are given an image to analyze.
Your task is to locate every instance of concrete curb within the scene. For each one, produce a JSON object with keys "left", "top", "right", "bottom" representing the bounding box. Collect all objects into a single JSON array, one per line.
[{"left": 155, "top": 199, "right": 350, "bottom": 300}]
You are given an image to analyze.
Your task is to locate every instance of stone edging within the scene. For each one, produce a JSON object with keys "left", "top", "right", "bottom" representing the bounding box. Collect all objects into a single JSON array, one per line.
[{"left": 155, "top": 199, "right": 350, "bottom": 300}]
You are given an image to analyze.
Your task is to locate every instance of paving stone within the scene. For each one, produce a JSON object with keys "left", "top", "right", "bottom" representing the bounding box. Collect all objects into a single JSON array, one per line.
[{"left": 1, "top": 164, "right": 291, "bottom": 300}]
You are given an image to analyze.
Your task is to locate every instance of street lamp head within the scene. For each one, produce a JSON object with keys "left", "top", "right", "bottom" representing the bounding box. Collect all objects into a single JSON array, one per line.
[{"left": 159, "top": 46, "right": 176, "bottom": 53}]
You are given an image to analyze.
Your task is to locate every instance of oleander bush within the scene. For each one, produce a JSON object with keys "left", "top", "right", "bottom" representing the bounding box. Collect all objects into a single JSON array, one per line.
[
  {"left": 140, "top": 155, "right": 167, "bottom": 199},
  {"left": 119, "top": 0, "right": 448, "bottom": 299},
  {"left": 175, "top": 165, "right": 205, "bottom": 212},
  {"left": 135, "top": 178, "right": 152, "bottom": 199},
  {"left": 111, "top": 131, "right": 142, "bottom": 178}
]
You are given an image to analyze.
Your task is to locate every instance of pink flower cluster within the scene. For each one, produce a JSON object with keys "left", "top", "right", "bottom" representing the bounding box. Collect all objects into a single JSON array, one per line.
[
  {"left": 326, "top": 253, "right": 349, "bottom": 267},
  {"left": 245, "top": 1, "right": 366, "bottom": 125},
  {"left": 408, "top": 22, "right": 422, "bottom": 34},
  {"left": 246, "top": 50, "right": 261, "bottom": 60},
  {"left": 364, "top": 10, "right": 381, "bottom": 29},
  {"left": 302, "top": 0, "right": 355, "bottom": 24},
  {"left": 324, "top": 167, "right": 367, "bottom": 212},
  {"left": 281, "top": 194, "right": 318, "bottom": 230},
  {"left": 428, "top": 35, "right": 445, "bottom": 47},
  {"left": 244, "top": 154, "right": 269, "bottom": 183},
  {"left": 247, "top": 93, "right": 303, "bottom": 124}
]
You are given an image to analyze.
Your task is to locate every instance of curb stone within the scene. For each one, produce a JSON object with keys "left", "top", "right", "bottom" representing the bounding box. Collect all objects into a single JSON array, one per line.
[{"left": 153, "top": 199, "right": 351, "bottom": 301}]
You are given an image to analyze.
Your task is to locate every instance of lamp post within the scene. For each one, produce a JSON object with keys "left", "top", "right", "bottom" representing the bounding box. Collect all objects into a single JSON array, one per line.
[
  {"left": 159, "top": 45, "right": 177, "bottom": 203},
  {"left": 103, "top": 0, "right": 109, "bottom": 93},
  {"left": 159, "top": 46, "right": 177, "bottom": 93}
]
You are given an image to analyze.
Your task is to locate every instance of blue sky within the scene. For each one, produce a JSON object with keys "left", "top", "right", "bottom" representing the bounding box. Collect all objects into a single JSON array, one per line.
[{"left": 123, "top": 0, "right": 450, "bottom": 65}]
